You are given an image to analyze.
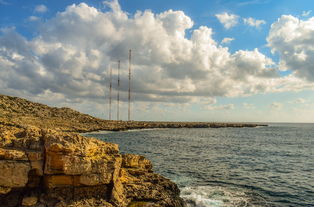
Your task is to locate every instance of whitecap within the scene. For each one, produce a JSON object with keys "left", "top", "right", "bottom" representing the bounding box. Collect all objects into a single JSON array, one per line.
[{"left": 180, "top": 185, "right": 266, "bottom": 207}]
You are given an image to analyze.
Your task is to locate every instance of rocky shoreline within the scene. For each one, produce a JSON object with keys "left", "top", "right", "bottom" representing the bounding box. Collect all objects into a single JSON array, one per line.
[
  {"left": 0, "top": 94, "right": 266, "bottom": 133},
  {"left": 0, "top": 126, "right": 185, "bottom": 207},
  {"left": 86, "top": 121, "right": 267, "bottom": 132},
  {"left": 0, "top": 94, "right": 267, "bottom": 206}
]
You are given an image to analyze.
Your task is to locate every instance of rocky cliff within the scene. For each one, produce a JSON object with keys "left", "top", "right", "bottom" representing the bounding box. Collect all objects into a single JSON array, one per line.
[
  {"left": 0, "top": 125, "right": 185, "bottom": 207},
  {"left": 0, "top": 94, "right": 266, "bottom": 206},
  {"left": 0, "top": 94, "right": 185, "bottom": 207}
]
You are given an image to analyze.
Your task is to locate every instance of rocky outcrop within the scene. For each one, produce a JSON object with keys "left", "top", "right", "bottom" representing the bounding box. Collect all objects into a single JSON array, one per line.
[
  {"left": 0, "top": 94, "right": 266, "bottom": 133},
  {"left": 0, "top": 94, "right": 266, "bottom": 206},
  {"left": 0, "top": 126, "right": 185, "bottom": 207}
]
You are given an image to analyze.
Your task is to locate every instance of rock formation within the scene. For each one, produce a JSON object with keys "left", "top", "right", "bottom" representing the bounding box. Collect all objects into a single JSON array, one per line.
[
  {"left": 0, "top": 93, "right": 267, "bottom": 206},
  {"left": 0, "top": 126, "right": 185, "bottom": 207},
  {"left": 0, "top": 94, "right": 266, "bottom": 133}
]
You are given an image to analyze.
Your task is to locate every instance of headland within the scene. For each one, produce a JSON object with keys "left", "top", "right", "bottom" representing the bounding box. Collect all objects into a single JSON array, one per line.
[
  {"left": 0, "top": 94, "right": 266, "bottom": 133},
  {"left": 0, "top": 94, "right": 266, "bottom": 207}
]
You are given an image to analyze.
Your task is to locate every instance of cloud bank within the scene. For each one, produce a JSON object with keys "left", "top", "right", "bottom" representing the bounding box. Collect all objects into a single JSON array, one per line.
[{"left": 0, "top": 0, "right": 314, "bottom": 110}]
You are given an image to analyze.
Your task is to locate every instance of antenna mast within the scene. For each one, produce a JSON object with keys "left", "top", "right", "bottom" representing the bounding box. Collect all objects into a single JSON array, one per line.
[
  {"left": 128, "top": 49, "right": 132, "bottom": 121},
  {"left": 109, "top": 64, "right": 112, "bottom": 120},
  {"left": 117, "top": 60, "right": 120, "bottom": 121}
]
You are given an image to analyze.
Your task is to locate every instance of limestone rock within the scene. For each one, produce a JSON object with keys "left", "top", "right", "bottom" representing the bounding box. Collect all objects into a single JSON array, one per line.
[
  {"left": 22, "top": 196, "right": 38, "bottom": 206},
  {"left": 0, "top": 148, "right": 28, "bottom": 160},
  {"left": 128, "top": 201, "right": 156, "bottom": 207},
  {"left": 0, "top": 160, "right": 31, "bottom": 188},
  {"left": 110, "top": 154, "right": 185, "bottom": 207},
  {"left": 0, "top": 186, "right": 11, "bottom": 194},
  {"left": 54, "top": 198, "right": 114, "bottom": 207},
  {"left": 0, "top": 125, "right": 185, "bottom": 207},
  {"left": 122, "top": 154, "right": 152, "bottom": 171},
  {"left": 44, "top": 130, "right": 119, "bottom": 177},
  {"left": 0, "top": 94, "right": 265, "bottom": 134},
  {"left": 0, "top": 93, "right": 267, "bottom": 207}
]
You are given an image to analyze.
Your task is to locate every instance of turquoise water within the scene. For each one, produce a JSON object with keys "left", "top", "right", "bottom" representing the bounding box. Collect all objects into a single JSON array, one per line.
[{"left": 84, "top": 123, "right": 314, "bottom": 207}]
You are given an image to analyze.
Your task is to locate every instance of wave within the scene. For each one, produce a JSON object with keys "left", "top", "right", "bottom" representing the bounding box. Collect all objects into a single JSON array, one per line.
[
  {"left": 81, "top": 130, "right": 114, "bottom": 135},
  {"left": 180, "top": 185, "right": 270, "bottom": 207}
]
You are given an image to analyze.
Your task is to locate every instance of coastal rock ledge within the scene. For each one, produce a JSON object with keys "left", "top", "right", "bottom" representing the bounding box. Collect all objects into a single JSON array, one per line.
[{"left": 0, "top": 126, "right": 185, "bottom": 207}]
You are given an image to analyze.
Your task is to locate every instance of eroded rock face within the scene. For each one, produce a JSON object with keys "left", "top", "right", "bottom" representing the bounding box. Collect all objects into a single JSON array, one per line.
[{"left": 0, "top": 126, "right": 185, "bottom": 207}]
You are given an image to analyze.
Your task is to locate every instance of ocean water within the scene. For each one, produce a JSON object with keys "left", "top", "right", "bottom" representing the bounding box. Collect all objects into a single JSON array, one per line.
[{"left": 84, "top": 123, "right": 314, "bottom": 207}]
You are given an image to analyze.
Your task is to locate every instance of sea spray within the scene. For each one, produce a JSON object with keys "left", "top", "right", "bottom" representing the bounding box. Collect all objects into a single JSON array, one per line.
[{"left": 180, "top": 185, "right": 268, "bottom": 207}]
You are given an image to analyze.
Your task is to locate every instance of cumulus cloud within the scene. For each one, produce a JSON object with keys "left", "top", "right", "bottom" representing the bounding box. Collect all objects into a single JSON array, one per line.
[
  {"left": 243, "top": 17, "right": 266, "bottom": 28},
  {"left": 215, "top": 12, "right": 239, "bottom": 29},
  {"left": 267, "top": 15, "right": 314, "bottom": 81},
  {"left": 0, "top": 1, "right": 313, "bottom": 112},
  {"left": 35, "top": 5, "right": 47, "bottom": 13},
  {"left": 221, "top": 37, "right": 234, "bottom": 44}
]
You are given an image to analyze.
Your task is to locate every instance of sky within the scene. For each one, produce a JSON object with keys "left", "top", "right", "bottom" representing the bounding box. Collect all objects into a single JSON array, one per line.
[{"left": 1, "top": 0, "right": 314, "bottom": 122}]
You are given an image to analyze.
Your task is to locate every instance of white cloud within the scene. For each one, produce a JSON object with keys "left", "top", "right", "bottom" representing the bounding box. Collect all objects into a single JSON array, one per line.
[
  {"left": 270, "top": 102, "right": 282, "bottom": 109},
  {"left": 243, "top": 17, "right": 266, "bottom": 28},
  {"left": 201, "top": 97, "right": 217, "bottom": 105},
  {"left": 302, "top": 10, "right": 312, "bottom": 17},
  {"left": 221, "top": 37, "right": 234, "bottom": 44},
  {"left": 206, "top": 104, "right": 235, "bottom": 110},
  {"left": 1, "top": 1, "right": 314, "bottom": 113},
  {"left": 267, "top": 15, "right": 314, "bottom": 81},
  {"left": 215, "top": 12, "right": 239, "bottom": 29},
  {"left": 28, "top": 16, "right": 40, "bottom": 21},
  {"left": 237, "top": 0, "right": 269, "bottom": 6},
  {"left": 230, "top": 48, "right": 277, "bottom": 81},
  {"left": 35, "top": 5, "right": 47, "bottom": 13}
]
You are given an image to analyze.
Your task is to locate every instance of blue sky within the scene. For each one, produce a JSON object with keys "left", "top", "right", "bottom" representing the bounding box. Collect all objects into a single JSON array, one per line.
[
  {"left": 1, "top": 0, "right": 314, "bottom": 122},
  {"left": 2, "top": 0, "right": 312, "bottom": 48}
]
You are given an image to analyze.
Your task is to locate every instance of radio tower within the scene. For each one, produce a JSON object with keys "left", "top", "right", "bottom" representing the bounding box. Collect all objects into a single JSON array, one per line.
[
  {"left": 117, "top": 60, "right": 120, "bottom": 121},
  {"left": 108, "top": 64, "right": 112, "bottom": 120},
  {"left": 128, "top": 49, "right": 132, "bottom": 121}
]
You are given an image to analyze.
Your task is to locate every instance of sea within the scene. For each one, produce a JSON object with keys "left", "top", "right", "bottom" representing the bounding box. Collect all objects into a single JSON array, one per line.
[{"left": 84, "top": 123, "right": 314, "bottom": 207}]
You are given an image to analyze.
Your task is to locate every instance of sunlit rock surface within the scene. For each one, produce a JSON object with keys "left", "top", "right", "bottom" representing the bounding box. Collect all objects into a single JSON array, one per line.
[
  {"left": 0, "top": 94, "right": 265, "bottom": 206},
  {"left": 0, "top": 126, "right": 185, "bottom": 207}
]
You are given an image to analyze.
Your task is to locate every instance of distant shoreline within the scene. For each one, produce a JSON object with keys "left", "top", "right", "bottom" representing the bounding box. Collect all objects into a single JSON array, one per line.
[
  {"left": 83, "top": 123, "right": 268, "bottom": 135},
  {"left": 0, "top": 94, "right": 267, "bottom": 133},
  {"left": 79, "top": 121, "right": 268, "bottom": 133}
]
